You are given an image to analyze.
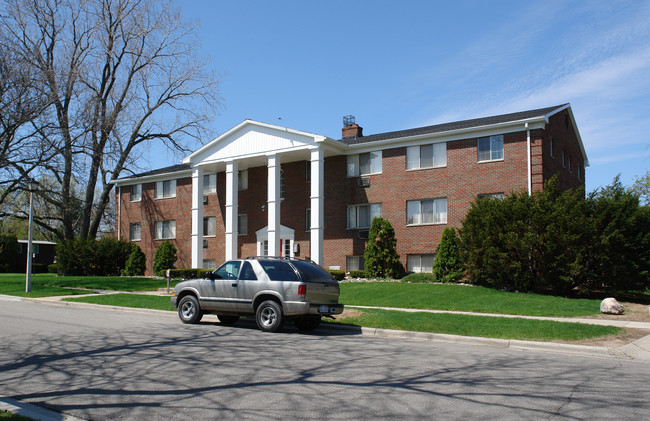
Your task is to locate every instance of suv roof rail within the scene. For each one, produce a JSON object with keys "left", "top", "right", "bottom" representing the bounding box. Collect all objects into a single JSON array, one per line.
[{"left": 244, "top": 256, "right": 316, "bottom": 264}]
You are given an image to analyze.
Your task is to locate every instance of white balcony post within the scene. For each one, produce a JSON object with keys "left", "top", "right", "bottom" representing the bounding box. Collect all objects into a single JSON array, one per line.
[
  {"left": 191, "top": 167, "right": 204, "bottom": 268},
  {"left": 267, "top": 154, "right": 281, "bottom": 257},
  {"left": 310, "top": 148, "right": 324, "bottom": 266},
  {"left": 225, "top": 161, "right": 239, "bottom": 260}
]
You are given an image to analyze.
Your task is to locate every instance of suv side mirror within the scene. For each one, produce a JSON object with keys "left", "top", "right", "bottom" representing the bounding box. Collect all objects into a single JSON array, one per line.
[{"left": 205, "top": 271, "right": 215, "bottom": 280}]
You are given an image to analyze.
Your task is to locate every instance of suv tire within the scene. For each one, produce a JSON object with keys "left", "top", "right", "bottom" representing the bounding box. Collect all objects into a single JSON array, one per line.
[
  {"left": 256, "top": 300, "right": 284, "bottom": 332},
  {"left": 178, "top": 295, "right": 203, "bottom": 324}
]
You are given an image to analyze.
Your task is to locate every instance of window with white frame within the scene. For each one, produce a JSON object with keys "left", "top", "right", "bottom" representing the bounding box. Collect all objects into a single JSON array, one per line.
[
  {"left": 238, "top": 214, "right": 248, "bottom": 236},
  {"left": 347, "top": 151, "right": 382, "bottom": 177},
  {"left": 407, "top": 198, "right": 447, "bottom": 225},
  {"left": 203, "top": 217, "right": 216, "bottom": 237},
  {"left": 130, "top": 223, "right": 141, "bottom": 241},
  {"left": 130, "top": 184, "right": 142, "bottom": 202},
  {"left": 203, "top": 173, "right": 216, "bottom": 194},
  {"left": 347, "top": 256, "right": 365, "bottom": 272},
  {"left": 477, "top": 135, "right": 504, "bottom": 162},
  {"left": 203, "top": 259, "right": 217, "bottom": 270},
  {"left": 347, "top": 203, "right": 382, "bottom": 229},
  {"left": 407, "top": 143, "right": 447, "bottom": 170},
  {"left": 238, "top": 169, "right": 248, "bottom": 190},
  {"left": 478, "top": 192, "right": 505, "bottom": 200},
  {"left": 407, "top": 254, "right": 436, "bottom": 273},
  {"left": 154, "top": 220, "right": 176, "bottom": 240},
  {"left": 155, "top": 179, "right": 176, "bottom": 199}
]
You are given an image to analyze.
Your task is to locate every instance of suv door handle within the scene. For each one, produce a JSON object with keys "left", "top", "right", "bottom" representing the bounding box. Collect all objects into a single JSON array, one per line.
[{"left": 231, "top": 283, "right": 237, "bottom": 287}]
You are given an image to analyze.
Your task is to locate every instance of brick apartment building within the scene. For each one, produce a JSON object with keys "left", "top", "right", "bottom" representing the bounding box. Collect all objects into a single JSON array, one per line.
[{"left": 113, "top": 104, "right": 587, "bottom": 275}]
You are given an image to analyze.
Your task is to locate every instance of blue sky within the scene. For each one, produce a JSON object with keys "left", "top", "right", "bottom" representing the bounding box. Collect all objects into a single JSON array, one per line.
[{"left": 148, "top": 0, "right": 650, "bottom": 193}]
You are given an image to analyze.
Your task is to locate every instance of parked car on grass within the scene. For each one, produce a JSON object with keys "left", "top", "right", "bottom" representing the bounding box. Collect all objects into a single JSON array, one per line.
[{"left": 171, "top": 257, "right": 344, "bottom": 332}]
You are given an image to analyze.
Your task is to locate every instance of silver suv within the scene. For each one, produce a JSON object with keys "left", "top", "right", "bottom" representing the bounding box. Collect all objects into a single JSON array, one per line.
[{"left": 171, "top": 257, "right": 344, "bottom": 332}]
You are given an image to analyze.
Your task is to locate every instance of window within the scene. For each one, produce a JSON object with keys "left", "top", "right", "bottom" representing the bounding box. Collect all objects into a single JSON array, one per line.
[
  {"left": 549, "top": 138, "right": 554, "bottom": 158},
  {"left": 238, "top": 214, "right": 248, "bottom": 236},
  {"left": 203, "top": 259, "right": 217, "bottom": 270},
  {"left": 203, "top": 174, "right": 216, "bottom": 195},
  {"left": 306, "top": 209, "right": 311, "bottom": 231},
  {"left": 347, "top": 203, "right": 382, "bottom": 229},
  {"left": 130, "top": 184, "right": 142, "bottom": 202},
  {"left": 154, "top": 220, "right": 176, "bottom": 240},
  {"left": 347, "top": 256, "right": 365, "bottom": 272},
  {"left": 130, "top": 223, "right": 141, "bottom": 241},
  {"left": 214, "top": 261, "right": 240, "bottom": 279},
  {"left": 347, "top": 151, "right": 382, "bottom": 177},
  {"left": 478, "top": 193, "right": 505, "bottom": 200},
  {"left": 407, "top": 143, "right": 446, "bottom": 170},
  {"left": 407, "top": 198, "right": 447, "bottom": 225},
  {"left": 262, "top": 240, "right": 268, "bottom": 256},
  {"left": 239, "top": 261, "right": 257, "bottom": 280},
  {"left": 261, "top": 261, "right": 299, "bottom": 282},
  {"left": 477, "top": 135, "right": 504, "bottom": 162},
  {"left": 238, "top": 170, "right": 248, "bottom": 191},
  {"left": 283, "top": 239, "right": 291, "bottom": 257},
  {"left": 155, "top": 179, "right": 176, "bottom": 199},
  {"left": 203, "top": 217, "right": 216, "bottom": 237},
  {"left": 407, "top": 254, "right": 436, "bottom": 273}
]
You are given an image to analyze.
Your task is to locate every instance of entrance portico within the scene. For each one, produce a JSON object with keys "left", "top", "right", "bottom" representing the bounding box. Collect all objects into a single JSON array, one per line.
[{"left": 183, "top": 120, "right": 343, "bottom": 267}]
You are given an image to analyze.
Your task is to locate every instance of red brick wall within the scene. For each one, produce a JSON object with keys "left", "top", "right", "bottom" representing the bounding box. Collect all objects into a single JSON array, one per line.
[{"left": 541, "top": 110, "right": 586, "bottom": 193}]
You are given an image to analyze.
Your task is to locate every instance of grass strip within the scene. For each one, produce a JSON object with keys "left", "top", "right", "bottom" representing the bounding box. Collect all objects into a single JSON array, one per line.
[
  {"left": 340, "top": 282, "right": 602, "bottom": 317},
  {"left": 64, "top": 293, "right": 176, "bottom": 311},
  {"left": 326, "top": 308, "right": 623, "bottom": 342}
]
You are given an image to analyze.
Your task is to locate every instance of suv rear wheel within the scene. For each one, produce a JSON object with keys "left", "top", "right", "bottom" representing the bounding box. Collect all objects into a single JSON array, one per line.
[
  {"left": 178, "top": 295, "right": 203, "bottom": 324},
  {"left": 256, "top": 300, "right": 284, "bottom": 332}
]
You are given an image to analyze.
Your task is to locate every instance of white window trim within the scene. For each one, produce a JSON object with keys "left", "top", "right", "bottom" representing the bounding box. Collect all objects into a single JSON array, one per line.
[
  {"left": 406, "top": 198, "right": 447, "bottom": 226},
  {"left": 203, "top": 173, "right": 217, "bottom": 195},
  {"left": 346, "top": 255, "right": 365, "bottom": 272},
  {"left": 130, "top": 222, "right": 141, "bottom": 242},
  {"left": 203, "top": 216, "right": 217, "bottom": 237},
  {"left": 347, "top": 151, "right": 382, "bottom": 177},
  {"left": 407, "top": 254, "right": 436, "bottom": 273},
  {"left": 154, "top": 179, "right": 177, "bottom": 199},
  {"left": 238, "top": 169, "right": 248, "bottom": 191},
  {"left": 238, "top": 214, "right": 248, "bottom": 236},
  {"left": 406, "top": 143, "right": 447, "bottom": 171},
  {"left": 154, "top": 220, "right": 176, "bottom": 240},
  {"left": 130, "top": 184, "right": 142, "bottom": 202},
  {"left": 477, "top": 135, "right": 504, "bottom": 163},
  {"left": 347, "top": 203, "right": 382, "bottom": 229}
]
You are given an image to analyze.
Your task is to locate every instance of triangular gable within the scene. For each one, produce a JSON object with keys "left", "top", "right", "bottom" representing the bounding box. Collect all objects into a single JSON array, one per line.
[{"left": 183, "top": 120, "right": 328, "bottom": 165}]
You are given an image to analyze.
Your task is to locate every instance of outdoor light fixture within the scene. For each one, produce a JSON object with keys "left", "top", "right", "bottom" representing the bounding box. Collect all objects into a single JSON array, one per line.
[{"left": 25, "top": 178, "right": 36, "bottom": 293}]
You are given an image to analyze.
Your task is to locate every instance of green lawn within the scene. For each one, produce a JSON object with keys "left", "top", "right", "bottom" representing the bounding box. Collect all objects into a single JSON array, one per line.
[
  {"left": 340, "top": 282, "right": 602, "bottom": 317},
  {"left": 327, "top": 308, "right": 622, "bottom": 341},
  {"left": 0, "top": 273, "right": 178, "bottom": 297}
]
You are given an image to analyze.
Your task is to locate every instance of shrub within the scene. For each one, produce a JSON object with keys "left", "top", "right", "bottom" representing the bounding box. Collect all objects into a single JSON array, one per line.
[
  {"left": 401, "top": 272, "right": 437, "bottom": 283},
  {"left": 348, "top": 270, "right": 365, "bottom": 279},
  {"left": 327, "top": 269, "right": 345, "bottom": 281},
  {"left": 0, "top": 234, "right": 18, "bottom": 273},
  {"left": 168, "top": 268, "right": 211, "bottom": 279},
  {"left": 364, "top": 217, "right": 404, "bottom": 279},
  {"left": 432, "top": 227, "right": 464, "bottom": 283},
  {"left": 153, "top": 241, "right": 177, "bottom": 276},
  {"left": 47, "top": 264, "right": 58, "bottom": 274},
  {"left": 124, "top": 244, "right": 146, "bottom": 276},
  {"left": 57, "top": 236, "right": 132, "bottom": 276}
]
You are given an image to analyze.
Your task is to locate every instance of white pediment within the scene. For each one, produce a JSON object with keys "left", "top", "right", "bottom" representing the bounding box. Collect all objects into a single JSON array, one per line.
[
  {"left": 184, "top": 120, "right": 327, "bottom": 165},
  {"left": 255, "top": 225, "right": 295, "bottom": 240}
]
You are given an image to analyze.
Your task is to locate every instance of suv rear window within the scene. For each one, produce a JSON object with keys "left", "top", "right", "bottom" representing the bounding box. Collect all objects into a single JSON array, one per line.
[
  {"left": 290, "top": 261, "right": 335, "bottom": 283},
  {"left": 261, "top": 261, "right": 299, "bottom": 282}
]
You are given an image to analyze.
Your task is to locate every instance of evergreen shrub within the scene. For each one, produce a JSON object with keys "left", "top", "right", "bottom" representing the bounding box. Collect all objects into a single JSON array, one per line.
[{"left": 153, "top": 241, "right": 177, "bottom": 276}]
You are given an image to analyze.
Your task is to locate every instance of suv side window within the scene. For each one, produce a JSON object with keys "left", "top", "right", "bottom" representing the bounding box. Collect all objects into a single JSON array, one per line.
[
  {"left": 261, "top": 261, "right": 299, "bottom": 282},
  {"left": 214, "top": 261, "right": 241, "bottom": 280},
  {"left": 239, "top": 261, "right": 257, "bottom": 280}
]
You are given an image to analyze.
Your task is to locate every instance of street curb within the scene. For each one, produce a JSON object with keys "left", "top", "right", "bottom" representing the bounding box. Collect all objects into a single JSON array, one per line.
[
  {"left": 0, "top": 396, "right": 85, "bottom": 421},
  {"left": 3, "top": 294, "right": 649, "bottom": 362}
]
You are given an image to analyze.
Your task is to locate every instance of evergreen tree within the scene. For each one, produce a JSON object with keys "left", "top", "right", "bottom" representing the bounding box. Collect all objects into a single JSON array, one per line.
[
  {"left": 364, "top": 217, "right": 404, "bottom": 279},
  {"left": 124, "top": 244, "right": 147, "bottom": 276},
  {"left": 153, "top": 241, "right": 177, "bottom": 275},
  {"left": 432, "top": 227, "right": 464, "bottom": 282}
]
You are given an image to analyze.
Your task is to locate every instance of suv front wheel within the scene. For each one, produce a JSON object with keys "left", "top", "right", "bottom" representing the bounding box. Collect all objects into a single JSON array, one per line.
[
  {"left": 256, "top": 300, "right": 284, "bottom": 332},
  {"left": 178, "top": 295, "right": 203, "bottom": 324}
]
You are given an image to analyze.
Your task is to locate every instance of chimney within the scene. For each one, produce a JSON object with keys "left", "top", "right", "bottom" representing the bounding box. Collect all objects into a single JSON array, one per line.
[{"left": 342, "top": 115, "right": 363, "bottom": 138}]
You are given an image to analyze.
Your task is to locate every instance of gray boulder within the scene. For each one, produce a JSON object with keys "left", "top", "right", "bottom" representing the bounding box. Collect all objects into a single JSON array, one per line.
[{"left": 600, "top": 297, "right": 625, "bottom": 315}]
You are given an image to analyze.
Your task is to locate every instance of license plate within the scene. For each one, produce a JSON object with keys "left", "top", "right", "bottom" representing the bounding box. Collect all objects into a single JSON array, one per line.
[{"left": 319, "top": 305, "right": 328, "bottom": 313}]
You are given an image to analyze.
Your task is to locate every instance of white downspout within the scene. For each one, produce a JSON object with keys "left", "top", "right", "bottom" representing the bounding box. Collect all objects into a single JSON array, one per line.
[
  {"left": 117, "top": 185, "right": 122, "bottom": 238},
  {"left": 526, "top": 123, "right": 532, "bottom": 196}
]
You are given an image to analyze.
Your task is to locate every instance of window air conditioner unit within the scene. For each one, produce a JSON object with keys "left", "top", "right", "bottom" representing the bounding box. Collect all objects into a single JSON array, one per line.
[
  {"left": 203, "top": 195, "right": 208, "bottom": 205},
  {"left": 358, "top": 177, "right": 370, "bottom": 187},
  {"left": 358, "top": 230, "right": 369, "bottom": 240},
  {"left": 203, "top": 239, "right": 208, "bottom": 248}
]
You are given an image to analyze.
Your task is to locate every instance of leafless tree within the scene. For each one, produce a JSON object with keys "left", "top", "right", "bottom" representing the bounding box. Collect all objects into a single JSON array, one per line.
[{"left": 0, "top": 0, "right": 221, "bottom": 239}]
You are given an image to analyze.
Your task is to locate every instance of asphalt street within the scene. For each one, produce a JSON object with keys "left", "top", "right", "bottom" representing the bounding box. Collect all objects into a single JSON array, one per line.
[{"left": 1, "top": 298, "right": 649, "bottom": 420}]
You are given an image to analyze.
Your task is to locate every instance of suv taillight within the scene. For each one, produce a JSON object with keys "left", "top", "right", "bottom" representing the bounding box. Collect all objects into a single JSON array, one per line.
[{"left": 298, "top": 284, "right": 306, "bottom": 296}]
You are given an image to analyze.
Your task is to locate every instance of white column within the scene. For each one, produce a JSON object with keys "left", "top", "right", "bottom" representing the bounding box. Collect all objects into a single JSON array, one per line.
[
  {"left": 191, "top": 167, "right": 204, "bottom": 268},
  {"left": 225, "top": 161, "right": 239, "bottom": 260},
  {"left": 267, "top": 154, "right": 281, "bottom": 257},
  {"left": 310, "top": 148, "right": 324, "bottom": 266}
]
